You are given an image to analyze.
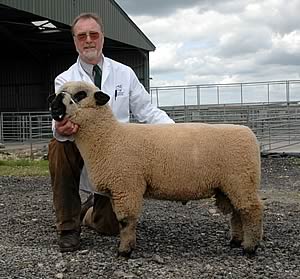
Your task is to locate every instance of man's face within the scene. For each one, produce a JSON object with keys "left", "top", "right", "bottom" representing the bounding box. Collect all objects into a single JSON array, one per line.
[{"left": 73, "top": 18, "right": 104, "bottom": 64}]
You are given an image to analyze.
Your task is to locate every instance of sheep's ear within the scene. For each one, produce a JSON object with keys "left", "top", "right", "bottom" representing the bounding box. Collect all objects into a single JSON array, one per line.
[
  {"left": 73, "top": 90, "right": 87, "bottom": 103},
  {"left": 47, "top": 94, "right": 56, "bottom": 104},
  {"left": 94, "top": 91, "right": 110, "bottom": 106}
]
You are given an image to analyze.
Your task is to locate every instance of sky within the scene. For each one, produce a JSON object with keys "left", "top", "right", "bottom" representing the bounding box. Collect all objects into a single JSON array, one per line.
[{"left": 115, "top": 0, "right": 300, "bottom": 92}]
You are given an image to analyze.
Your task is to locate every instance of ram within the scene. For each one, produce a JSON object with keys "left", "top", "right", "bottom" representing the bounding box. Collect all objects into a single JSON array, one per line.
[{"left": 49, "top": 81, "right": 263, "bottom": 257}]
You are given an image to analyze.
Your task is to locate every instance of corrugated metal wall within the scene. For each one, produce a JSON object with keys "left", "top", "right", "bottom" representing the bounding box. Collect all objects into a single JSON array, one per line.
[
  {"left": 109, "top": 49, "right": 150, "bottom": 90},
  {"left": 0, "top": 0, "right": 155, "bottom": 51},
  {"left": 0, "top": 0, "right": 154, "bottom": 112},
  {"left": 0, "top": 45, "right": 76, "bottom": 112},
  {"left": 0, "top": 48, "right": 149, "bottom": 112}
]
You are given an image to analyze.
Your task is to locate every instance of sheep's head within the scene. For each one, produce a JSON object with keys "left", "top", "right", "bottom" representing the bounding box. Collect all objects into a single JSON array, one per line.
[{"left": 48, "top": 81, "right": 110, "bottom": 122}]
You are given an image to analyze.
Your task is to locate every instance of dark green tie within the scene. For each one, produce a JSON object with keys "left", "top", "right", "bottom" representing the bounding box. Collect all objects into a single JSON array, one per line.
[{"left": 93, "top": 64, "right": 102, "bottom": 89}]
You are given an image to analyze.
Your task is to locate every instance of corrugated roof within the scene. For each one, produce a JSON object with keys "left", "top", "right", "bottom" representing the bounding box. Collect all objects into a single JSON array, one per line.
[{"left": 0, "top": 0, "right": 155, "bottom": 51}]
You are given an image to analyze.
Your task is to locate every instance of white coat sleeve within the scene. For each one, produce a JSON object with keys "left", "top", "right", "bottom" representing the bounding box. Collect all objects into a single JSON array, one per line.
[
  {"left": 51, "top": 75, "right": 75, "bottom": 142},
  {"left": 128, "top": 69, "right": 174, "bottom": 124}
]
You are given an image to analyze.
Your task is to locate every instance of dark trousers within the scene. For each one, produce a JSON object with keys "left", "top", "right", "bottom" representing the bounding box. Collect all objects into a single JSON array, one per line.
[{"left": 48, "top": 138, "right": 119, "bottom": 235}]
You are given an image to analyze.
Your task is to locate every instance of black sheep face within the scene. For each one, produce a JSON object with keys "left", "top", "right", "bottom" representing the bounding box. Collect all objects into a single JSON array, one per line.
[
  {"left": 48, "top": 93, "right": 66, "bottom": 121},
  {"left": 48, "top": 81, "right": 110, "bottom": 121}
]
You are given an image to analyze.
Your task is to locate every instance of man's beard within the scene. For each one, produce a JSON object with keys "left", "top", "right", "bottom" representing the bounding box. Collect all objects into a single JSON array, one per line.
[{"left": 83, "top": 48, "right": 99, "bottom": 61}]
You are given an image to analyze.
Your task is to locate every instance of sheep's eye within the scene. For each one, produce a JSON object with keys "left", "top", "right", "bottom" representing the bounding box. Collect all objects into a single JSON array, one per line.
[{"left": 73, "top": 90, "right": 87, "bottom": 103}]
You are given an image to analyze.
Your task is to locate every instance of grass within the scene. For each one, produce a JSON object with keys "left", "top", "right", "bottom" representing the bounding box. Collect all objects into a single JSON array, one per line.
[
  {"left": 0, "top": 159, "right": 49, "bottom": 176},
  {"left": 291, "top": 157, "right": 300, "bottom": 165}
]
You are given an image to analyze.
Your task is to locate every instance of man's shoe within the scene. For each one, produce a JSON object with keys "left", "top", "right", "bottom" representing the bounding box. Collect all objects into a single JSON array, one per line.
[{"left": 58, "top": 230, "right": 80, "bottom": 252}]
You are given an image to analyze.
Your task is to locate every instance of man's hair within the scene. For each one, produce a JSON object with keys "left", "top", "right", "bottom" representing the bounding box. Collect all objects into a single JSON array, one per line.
[{"left": 71, "top": 12, "right": 104, "bottom": 34}]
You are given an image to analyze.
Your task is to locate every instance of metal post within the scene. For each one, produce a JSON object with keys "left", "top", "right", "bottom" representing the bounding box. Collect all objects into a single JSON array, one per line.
[
  {"left": 22, "top": 115, "right": 25, "bottom": 142},
  {"left": 267, "top": 83, "right": 270, "bottom": 104},
  {"left": 217, "top": 86, "right": 220, "bottom": 105},
  {"left": 0, "top": 112, "right": 3, "bottom": 142},
  {"left": 196, "top": 86, "right": 200, "bottom": 106},
  {"left": 156, "top": 88, "right": 159, "bottom": 107},
  {"left": 29, "top": 115, "right": 33, "bottom": 160},
  {"left": 240, "top": 83, "right": 243, "bottom": 105},
  {"left": 286, "top": 81, "right": 291, "bottom": 143},
  {"left": 286, "top": 80, "right": 290, "bottom": 104}
]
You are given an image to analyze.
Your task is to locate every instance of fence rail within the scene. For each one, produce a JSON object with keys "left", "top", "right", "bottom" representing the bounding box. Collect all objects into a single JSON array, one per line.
[
  {"left": 150, "top": 79, "right": 300, "bottom": 107},
  {"left": 0, "top": 111, "right": 52, "bottom": 143},
  {"left": 1, "top": 80, "right": 300, "bottom": 153},
  {"left": 162, "top": 101, "right": 300, "bottom": 152}
]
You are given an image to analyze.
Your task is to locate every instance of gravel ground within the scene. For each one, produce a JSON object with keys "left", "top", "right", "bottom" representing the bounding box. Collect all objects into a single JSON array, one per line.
[{"left": 0, "top": 156, "right": 300, "bottom": 279}]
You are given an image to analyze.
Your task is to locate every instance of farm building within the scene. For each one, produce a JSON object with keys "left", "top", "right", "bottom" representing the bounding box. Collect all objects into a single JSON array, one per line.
[{"left": 0, "top": 0, "right": 155, "bottom": 112}]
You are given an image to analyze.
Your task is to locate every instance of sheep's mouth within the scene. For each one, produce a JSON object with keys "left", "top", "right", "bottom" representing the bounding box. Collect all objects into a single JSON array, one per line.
[
  {"left": 51, "top": 108, "right": 66, "bottom": 122},
  {"left": 53, "top": 113, "right": 65, "bottom": 121},
  {"left": 50, "top": 94, "right": 66, "bottom": 121}
]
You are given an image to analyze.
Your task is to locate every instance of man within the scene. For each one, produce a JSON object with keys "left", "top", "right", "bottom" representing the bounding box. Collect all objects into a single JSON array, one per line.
[{"left": 48, "top": 12, "right": 174, "bottom": 252}]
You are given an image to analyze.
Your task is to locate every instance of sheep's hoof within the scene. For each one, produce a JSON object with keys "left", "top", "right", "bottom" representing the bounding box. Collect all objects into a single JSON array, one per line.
[
  {"left": 242, "top": 245, "right": 258, "bottom": 257},
  {"left": 229, "top": 238, "right": 242, "bottom": 248},
  {"left": 117, "top": 249, "right": 132, "bottom": 259}
]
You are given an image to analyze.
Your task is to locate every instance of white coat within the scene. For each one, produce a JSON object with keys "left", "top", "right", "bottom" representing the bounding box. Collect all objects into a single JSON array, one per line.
[{"left": 52, "top": 55, "right": 174, "bottom": 193}]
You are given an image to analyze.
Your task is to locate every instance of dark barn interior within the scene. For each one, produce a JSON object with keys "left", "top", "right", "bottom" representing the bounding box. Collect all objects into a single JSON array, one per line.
[{"left": 0, "top": 2, "right": 153, "bottom": 112}]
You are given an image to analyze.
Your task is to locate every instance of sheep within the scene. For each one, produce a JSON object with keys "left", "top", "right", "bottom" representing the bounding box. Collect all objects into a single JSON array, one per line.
[{"left": 49, "top": 81, "right": 264, "bottom": 257}]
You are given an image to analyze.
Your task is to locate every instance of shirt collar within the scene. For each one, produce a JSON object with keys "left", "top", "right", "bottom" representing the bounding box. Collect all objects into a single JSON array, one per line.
[{"left": 79, "top": 56, "right": 104, "bottom": 78}]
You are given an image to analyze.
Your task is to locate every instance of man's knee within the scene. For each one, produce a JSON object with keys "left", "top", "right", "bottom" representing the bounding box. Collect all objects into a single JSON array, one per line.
[
  {"left": 48, "top": 138, "right": 83, "bottom": 178},
  {"left": 82, "top": 195, "right": 120, "bottom": 236}
]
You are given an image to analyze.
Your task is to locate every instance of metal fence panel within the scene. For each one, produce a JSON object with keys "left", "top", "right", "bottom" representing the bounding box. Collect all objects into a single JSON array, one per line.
[
  {"left": 1, "top": 80, "right": 300, "bottom": 153},
  {"left": 0, "top": 112, "right": 52, "bottom": 143}
]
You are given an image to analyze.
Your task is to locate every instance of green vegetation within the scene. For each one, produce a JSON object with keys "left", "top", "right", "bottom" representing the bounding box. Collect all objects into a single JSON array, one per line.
[
  {"left": 0, "top": 159, "right": 49, "bottom": 176},
  {"left": 290, "top": 157, "right": 300, "bottom": 166}
]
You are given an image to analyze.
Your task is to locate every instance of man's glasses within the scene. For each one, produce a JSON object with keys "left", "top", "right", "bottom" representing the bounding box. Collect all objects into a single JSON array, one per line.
[{"left": 75, "top": 31, "right": 100, "bottom": 42}]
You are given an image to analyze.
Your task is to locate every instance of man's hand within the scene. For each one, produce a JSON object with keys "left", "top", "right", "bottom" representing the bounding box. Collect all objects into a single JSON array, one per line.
[{"left": 55, "top": 118, "right": 79, "bottom": 136}]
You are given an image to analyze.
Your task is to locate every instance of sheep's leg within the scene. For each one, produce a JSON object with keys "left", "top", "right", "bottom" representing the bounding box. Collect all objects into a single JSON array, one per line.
[
  {"left": 239, "top": 197, "right": 263, "bottom": 256},
  {"left": 229, "top": 210, "right": 244, "bottom": 248},
  {"left": 215, "top": 190, "right": 233, "bottom": 215},
  {"left": 117, "top": 216, "right": 138, "bottom": 257},
  {"left": 228, "top": 191, "right": 263, "bottom": 256},
  {"left": 112, "top": 192, "right": 143, "bottom": 258},
  {"left": 215, "top": 190, "right": 243, "bottom": 247}
]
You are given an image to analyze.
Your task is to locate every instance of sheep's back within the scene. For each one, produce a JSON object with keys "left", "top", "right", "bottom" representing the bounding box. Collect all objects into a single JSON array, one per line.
[{"left": 124, "top": 123, "right": 260, "bottom": 200}]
